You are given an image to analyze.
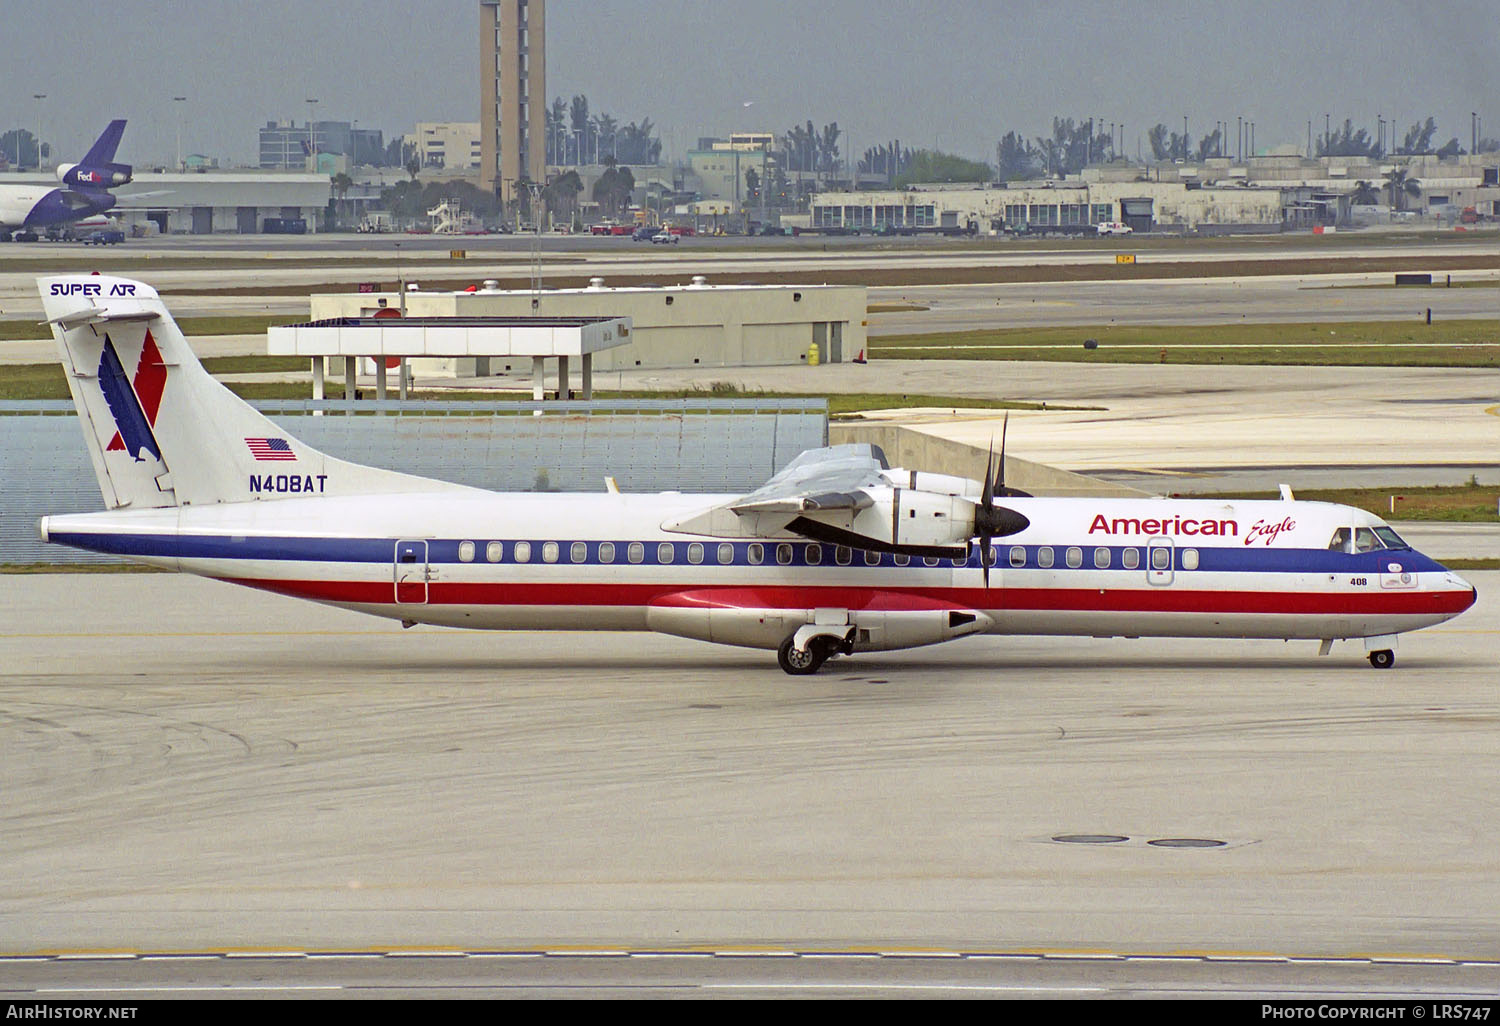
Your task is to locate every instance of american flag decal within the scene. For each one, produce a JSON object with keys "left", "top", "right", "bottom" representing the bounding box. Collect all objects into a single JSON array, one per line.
[{"left": 245, "top": 437, "right": 297, "bottom": 461}]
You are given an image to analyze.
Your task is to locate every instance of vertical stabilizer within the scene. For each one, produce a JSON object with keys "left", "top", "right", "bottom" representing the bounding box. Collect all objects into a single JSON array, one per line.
[
  {"left": 79, "top": 120, "right": 128, "bottom": 171},
  {"left": 41, "top": 275, "right": 475, "bottom": 509}
]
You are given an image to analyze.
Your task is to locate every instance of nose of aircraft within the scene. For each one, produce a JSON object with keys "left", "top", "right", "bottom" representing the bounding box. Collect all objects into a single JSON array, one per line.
[{"left": 1442, "top": 570, "right": 1478, "bottom": 614}]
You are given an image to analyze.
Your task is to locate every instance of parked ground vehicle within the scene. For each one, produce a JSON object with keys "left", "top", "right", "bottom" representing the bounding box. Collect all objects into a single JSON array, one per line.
[
  {"left": 632, "top": 225, "right": 657, "bottom": 242},
  {"left": 651, "top": 230, "right": 679, "bottom": 245},
  {"left": 667, "top": 224, "right": 695, "bottom": 237},
  {"left": 1096, "top": 221, "right": 1133, "bottom": 236},
  {"left": 85, "top": 229, "right": 126, "bottom": 245}
]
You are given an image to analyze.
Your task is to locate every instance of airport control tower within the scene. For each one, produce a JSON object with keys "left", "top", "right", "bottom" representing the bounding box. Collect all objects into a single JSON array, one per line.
[{"left": 479, "top": 0, "right": 546, "bottom": 205}]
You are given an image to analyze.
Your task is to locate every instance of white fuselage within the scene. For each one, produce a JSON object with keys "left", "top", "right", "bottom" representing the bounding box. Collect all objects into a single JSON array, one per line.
[{"left": 41, "top": 492, "right": 1477, "bottom": 654}]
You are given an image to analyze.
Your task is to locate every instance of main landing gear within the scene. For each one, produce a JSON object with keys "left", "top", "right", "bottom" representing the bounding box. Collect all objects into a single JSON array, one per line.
[
  {"left": 1368, "top": 649, "right": 1396, "bottom": 670},
  {"left": 779, "top": 635, "right": 838, "bottom": 675}
]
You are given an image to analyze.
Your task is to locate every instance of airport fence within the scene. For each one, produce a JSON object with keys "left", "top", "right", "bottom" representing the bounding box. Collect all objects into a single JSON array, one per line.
[{"left": 0, "top": 399, "right": 828, "bottom": 565}]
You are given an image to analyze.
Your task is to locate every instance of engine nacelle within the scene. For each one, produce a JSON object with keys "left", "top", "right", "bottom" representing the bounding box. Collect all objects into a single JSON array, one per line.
[
  {"left": 880, "top": 468, "right": 983, "bottom": 499},
  {"left": 58, "top": 163, "right": 131, "bottom": 189},
  {"left": 847, "top": 486, "right": 977, "bottom": 551}
]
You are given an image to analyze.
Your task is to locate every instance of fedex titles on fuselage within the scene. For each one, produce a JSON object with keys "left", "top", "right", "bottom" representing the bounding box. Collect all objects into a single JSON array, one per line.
[{"left": 1088, "top": 512, "right": 1298, "bottom": 546}]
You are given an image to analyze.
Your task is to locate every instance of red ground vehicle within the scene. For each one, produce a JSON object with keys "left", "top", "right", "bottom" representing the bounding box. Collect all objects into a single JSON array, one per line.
[{"left": 667, "top": 225, "right": 695, "bottom": 237}]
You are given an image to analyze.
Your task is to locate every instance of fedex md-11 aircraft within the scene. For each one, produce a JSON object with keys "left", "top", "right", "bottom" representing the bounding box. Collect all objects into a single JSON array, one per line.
[
  {"left": 0, "top": 121, "right": 132, "bottom": 237},
  {"left": 38, "top": 275, "right": 1476, "bottom": 674}
]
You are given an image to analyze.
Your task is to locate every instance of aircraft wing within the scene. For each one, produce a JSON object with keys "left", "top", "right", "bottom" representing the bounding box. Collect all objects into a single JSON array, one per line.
[
  {"left": 727, "top": 444, "right": 888, "bottom": 515},
  {"left": 662, "top": 443, "right": 980, "bottom": 557},
  {"left": 112, "top": 190, "right": 173, "bottom": 204}
]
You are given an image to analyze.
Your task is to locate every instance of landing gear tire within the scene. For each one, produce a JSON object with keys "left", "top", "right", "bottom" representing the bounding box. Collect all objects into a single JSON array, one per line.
[
  {"left": 1368, "top": 649, "right": 1395, "bottom": 670},
  {"left": 778, "top": 635, "right": 827, "bottom": 676}
]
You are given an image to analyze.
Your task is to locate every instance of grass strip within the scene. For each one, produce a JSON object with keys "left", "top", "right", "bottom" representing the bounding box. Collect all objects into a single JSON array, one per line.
[
  {"left": 873, "top": 320, "right": 1500, "bottom": 367},
  {"left": 1187, "top": 482, "right": 1500, "bottom": 522}
]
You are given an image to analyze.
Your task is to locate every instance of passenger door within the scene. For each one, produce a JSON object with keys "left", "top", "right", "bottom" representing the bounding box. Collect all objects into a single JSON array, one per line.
[{"left": 394, "top": 540, "right": 430, "bottom": 604}]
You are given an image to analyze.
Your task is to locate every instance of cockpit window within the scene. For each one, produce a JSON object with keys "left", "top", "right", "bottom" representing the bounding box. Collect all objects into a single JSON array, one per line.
[
  {"left": 1373, "top": 526, "right": 1409, "bottom": 549},
  {"left": 1353, "top": 528, "right": 1383, "bottom": 553},
  {"left": 1327, "top": 528, "right": 1351, "bottom": 552}
]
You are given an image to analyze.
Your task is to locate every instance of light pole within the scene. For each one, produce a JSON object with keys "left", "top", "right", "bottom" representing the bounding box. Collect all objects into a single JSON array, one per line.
[
  {"left": 173, "top": 96, "right": 187, "bottom": 171},
  {"left": 33, "top": 94, "right": 46, "bottom": 170},
  {"left": 305, "top": 98, "right": 319, "bottom": 168}
]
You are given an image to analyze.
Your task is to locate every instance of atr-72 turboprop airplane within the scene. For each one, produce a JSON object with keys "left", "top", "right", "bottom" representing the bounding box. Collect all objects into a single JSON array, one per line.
[
  {"left": 38, "top": 275, "right": 1476, "bottom": 674},
  {"left": 0, "top": 121, "right": 132, "bottom": 238}
]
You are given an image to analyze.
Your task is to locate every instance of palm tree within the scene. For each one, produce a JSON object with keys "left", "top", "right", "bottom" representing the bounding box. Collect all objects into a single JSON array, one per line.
[
  {"left": 592, "top": 165, "right": 635, "bottom": 219},
  {"left": 595, "top": 114, "right": 618, "bottom": 163},
  {"left": 405, "top": 156, "right": 421, "bottom": 182},
  {"left": 1349, "top": 180, "right": 1380, "bottom": 205},
  {"left": 329, "top": 172, "right": 353, "bottom": 227},
  {"left": 1383, "top": 168, "right": 1421, "bottom": 211},
  {"left": 543, "top": 170, "right": 584, "bottom": 228},
  {"left": 569, "top": 95, "right": 590, "bottom": 165}
]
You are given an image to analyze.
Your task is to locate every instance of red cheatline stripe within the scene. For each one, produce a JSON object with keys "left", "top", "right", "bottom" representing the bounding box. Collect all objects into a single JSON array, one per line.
[{"left": 222, "top": 578, "right": 1475, "bottom": 617}]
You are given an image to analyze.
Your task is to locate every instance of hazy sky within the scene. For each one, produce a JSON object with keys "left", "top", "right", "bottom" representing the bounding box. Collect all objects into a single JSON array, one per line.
[{"left": 2, "top": 0, "right": 1495, "bottom": 167}]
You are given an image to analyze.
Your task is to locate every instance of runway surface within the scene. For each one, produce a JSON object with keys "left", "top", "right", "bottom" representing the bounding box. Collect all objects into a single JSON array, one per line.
[
  {"left": 868, "top": 274, "right": 1500, "bottom": 333},
  {"left": 1, "top": 572, "right": 1497, "bottom": 996},
  {"left": 1, "top": 231, "right": 1495, "bottom": 323}
]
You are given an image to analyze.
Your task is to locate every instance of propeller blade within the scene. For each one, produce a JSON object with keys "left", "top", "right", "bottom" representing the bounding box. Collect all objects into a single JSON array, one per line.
[{"left": 998, "top": 412, "right": 1009, "bottom": 495}]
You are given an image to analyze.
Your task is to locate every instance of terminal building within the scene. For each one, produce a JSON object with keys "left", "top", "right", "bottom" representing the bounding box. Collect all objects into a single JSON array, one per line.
[{"left": 805, "top": 155, "right": 1500, "bottom": 233}]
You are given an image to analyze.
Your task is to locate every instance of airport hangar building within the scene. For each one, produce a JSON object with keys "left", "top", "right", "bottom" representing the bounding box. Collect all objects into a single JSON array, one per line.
[
  {"left": 5, "top": 170, "right": 333, "bottom": 234},
  {"left": 298, "top": 279, "right": 868, "bottom": 380}
]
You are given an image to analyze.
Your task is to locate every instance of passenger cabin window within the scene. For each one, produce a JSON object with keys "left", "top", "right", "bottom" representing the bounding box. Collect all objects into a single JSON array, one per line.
[
  {"left": 835, "top": 546, "right": 852, "bottom": 566},
  {"left": 486, "top": 541, "right": 503, "bottom": 563},
  {"left": 1181, "top": 548, "right": 1200, "bottom": 570},
  {"left": 923, "top": 556, "right": 940, "bottom": 567},
  {"left": 628, "top": 542, "right": 644, "bottom": 564},
  {"left": 570, "top": 542, "right": 587, "bottom": 563},
  {"left": 717, "top": 543, "right": 734, "bottom": 564},
  {"left": 514, "top": 541, "right": 532, "bottom": 563},
  {"left": 458, "top": 541, "right": 475, "bottom": 563},
  {"left": 1065, "top": 546, "right": 1083, "bottom": 569},
  {"left": 1037, "top": 546, "right": 1054, "bottom": 568},
  {"left": 1010, "top": 546, "right": 1026, "bottom": 568},
  {"left": 865, "top": 550, "right": 881, "bottom": 566},
  {"left": 777, "top": 544, "right": 793, "bottom": 565},
  {"left": 747, "top": 543, "right": 764, "bottom": 566},
  {"left": 542, "top": 542, "right": 560, "bottom": 564},
  {"left": 1151, "top": 547, "right": 1171, "bottom": 571},
  {"left": 599, "top": 542, "right": 615, "bottom": 564},
  {"left": 1093, "top": 547, "right": 1110, "bottom": 569},
  {"left": 806, "top": 544, "right": 823, "bottom": 565},
  {"left": 894, "top": 554, "right": 910, "bottom": 567},
  {"left": 688, "top": 543, "right": 704, "bottom": 565},
  {"left": 657, "top": 542, "right": 675, "bottom": 564},
  {"left": 1122, "top": 547, "right": 1140, "bottom": 570}
]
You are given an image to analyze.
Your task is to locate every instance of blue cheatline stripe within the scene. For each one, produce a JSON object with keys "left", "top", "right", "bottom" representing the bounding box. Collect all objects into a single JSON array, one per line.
[{"left": 47, "top": 532, "right": 1451, "bottom": 576}]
